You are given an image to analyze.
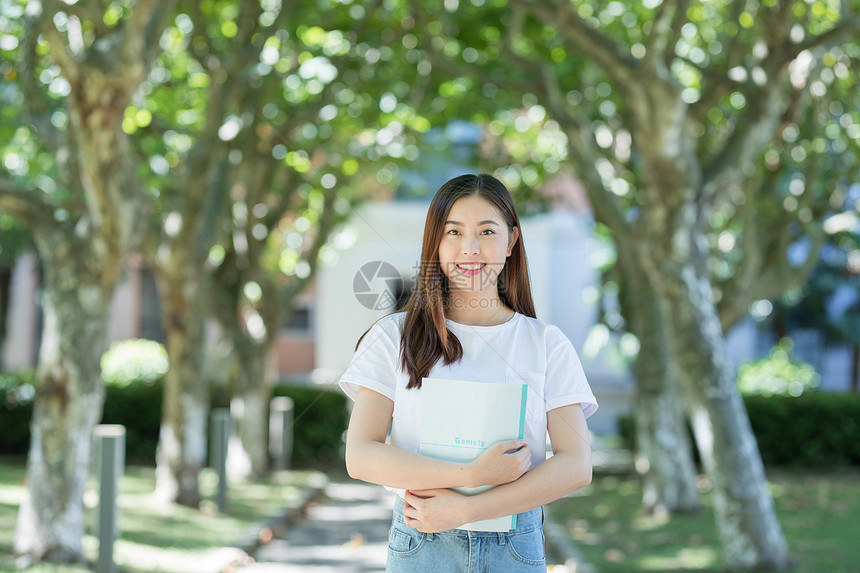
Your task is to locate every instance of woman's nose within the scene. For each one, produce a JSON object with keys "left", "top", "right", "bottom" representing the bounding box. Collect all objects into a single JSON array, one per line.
[{"left": 462, "top": 236, "right": 480, "bottom": 255}]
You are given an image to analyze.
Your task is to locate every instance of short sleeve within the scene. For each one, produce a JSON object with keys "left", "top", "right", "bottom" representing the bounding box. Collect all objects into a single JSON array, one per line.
[
  {"left": 544, "top": 331, "right": 598, "bottom": 419},
  {"left": 337, "top": 316, "right": 402, "bottom": 402}
]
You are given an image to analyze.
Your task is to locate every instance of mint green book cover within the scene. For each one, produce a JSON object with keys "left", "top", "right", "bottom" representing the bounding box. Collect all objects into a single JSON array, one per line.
[{"left": 419, "top": 377, "right": 528, "bottom": 532}]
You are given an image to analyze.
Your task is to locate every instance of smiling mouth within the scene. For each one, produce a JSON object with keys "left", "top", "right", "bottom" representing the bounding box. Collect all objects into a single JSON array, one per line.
[{"left": 456, "top": 263, "right": 486, "bottom": 275}]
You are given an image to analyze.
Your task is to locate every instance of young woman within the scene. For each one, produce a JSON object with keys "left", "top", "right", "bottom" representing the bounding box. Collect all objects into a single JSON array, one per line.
[{"left": 339, "top": 173, "right": 597, "bottom": 572}]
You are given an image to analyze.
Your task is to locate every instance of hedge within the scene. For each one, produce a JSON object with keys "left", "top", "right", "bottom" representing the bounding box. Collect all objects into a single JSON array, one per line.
[
  {"left": 745, "top": 392, "right": 860, "bottom": 466},
  {"left": 100, "top": 379, "right": 163, "bottom": 462},
  {"left": 619, "top": 392, "right": 860, "bottom": 468},
  {"left": 0, "top": 371, "right": 348, "bottom": 468},
  {"left": 0, "top": 371, "right": 34, "bottom": 455},
  {"left": 272, "top": 384, "right": 349, "bottom": 466}
]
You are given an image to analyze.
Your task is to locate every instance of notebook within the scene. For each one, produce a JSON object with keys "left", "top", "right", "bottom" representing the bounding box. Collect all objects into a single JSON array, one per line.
[{"left": 419, "top": 377, "right": 528, "bottom": 531}]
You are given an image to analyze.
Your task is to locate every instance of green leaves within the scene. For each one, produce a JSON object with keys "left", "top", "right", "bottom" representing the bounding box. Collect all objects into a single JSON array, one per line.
[{"left": 738, "top": 338, "right": 820, "bottom": 397}]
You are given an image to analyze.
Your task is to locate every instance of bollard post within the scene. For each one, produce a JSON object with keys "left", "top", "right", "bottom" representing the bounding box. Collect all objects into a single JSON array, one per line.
[
  {"left": 211, "top": 408, "right": 231, "bottom": 512},
  {"left": 269, "top": 396, "right": 294, "bottom": 470},
  {"left": 95, "top": 425, "right": 125, "bottom": 573}
]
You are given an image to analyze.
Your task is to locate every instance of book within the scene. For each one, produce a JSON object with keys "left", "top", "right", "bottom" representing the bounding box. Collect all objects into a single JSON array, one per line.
[{"left": 418, "top": 377, "right": 528, "bottom": 532}]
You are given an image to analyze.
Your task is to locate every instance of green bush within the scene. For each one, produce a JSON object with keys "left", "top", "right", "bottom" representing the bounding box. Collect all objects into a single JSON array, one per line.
[
  {"left": 101, "top": 338, "right": 169, "bottom": 386},
  {"left": 746, "top": 392, "right": 860, "bottom": 467},
  {"left": 0, "top": 367, "right": 163, "bottom": 462},
  {"left": 0, "top": 370, "right": 35, "bottom": 454},
  {"left": 617, "top": 411, "right": 636, "bottom": 452},
  {"left": 101, "top": 379, "right": 163, "bottom": 463},
  {"left": 99, "top": 339, "right": 167, "bottom": 462},
  {"left": 272, "top": 384, "right": 349, "bottom": 466},
  {"left": 737, "top": 338, "right": 820, "bottom": 397},
  {"left": 0, "top": 364, "right": 348, "bottom": 468},
  {"left": 98, "top": 380, "right": 349, "bottom": 466},
  {"left": 617, "top": 392, "right": 860, "bottom": 467}
]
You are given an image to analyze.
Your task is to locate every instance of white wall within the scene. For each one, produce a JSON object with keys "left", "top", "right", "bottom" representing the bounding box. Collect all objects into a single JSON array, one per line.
[
  {"left": 105, "top": 256, "right": 141, "bottom": 345},
  {"left": 314, "top": 201, "right": 428, "bottom": 383},
  {"left": 3, "top": 253, "right": 39, "bottom": 369}
]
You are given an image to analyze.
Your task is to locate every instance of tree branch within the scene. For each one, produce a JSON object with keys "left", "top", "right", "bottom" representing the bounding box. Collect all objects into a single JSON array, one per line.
[
  {"left": 40, "top": 0, "right": 79, "bottom": 83},
  {"left": 277, "top": 184, "right": 340, "bottom": 311},
  {"left": 121, "top": 0, "right": 172, "bottom": 63},
  {"left": 61, "top": 2, "right": 109, "bottom": 36},
  {"left": 20, "top": 13, "right": 61, "bottom": 148},
  {"left": 700, "top": 75, "right": 786, "bottom": 206},
  {"left": 691, "top": 0, "right": 748, "bottom": 115},
  {"left": 644, "top": 0, "right": 688, "bottom": 72},
  {"left": 759, "top": 0, "right": 796, "bottom": 63},
  {"left": 557, "top": 116, "right": 634, "bottom": 243},
  {"left": 513, "top": 0, "right": 639, "bottom": 92},
  {"left": 777, "top": 15, "right": 860, "bottom": 64},
  {"left": 719, "top": 223, "right": 826, "bottom": 333},
  {"left": 701, "top": 10, "right": 846, "bottom": 209},
  {"left": 0, "top": 179, "right": 52, "bottom": 228}
]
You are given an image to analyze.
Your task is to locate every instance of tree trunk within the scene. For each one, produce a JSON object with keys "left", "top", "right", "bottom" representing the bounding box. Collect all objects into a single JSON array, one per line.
[
  {"left": 153, "top": 269, "right": 209, "bottom": 507},
  {"left": 617, "top": 247, "right": 700, "bottom": 513},
  {"left": 13, "top": 249, "right": 110, "bottom": 564},
  {"left": 653, "top": 257, "right": 791, "bottom": 570},
  {"left": 228, "top": 338, "right": 274, "bottom": 479},
  {"left": 634, "top": 351, "right": 701, "bottom": 514}
]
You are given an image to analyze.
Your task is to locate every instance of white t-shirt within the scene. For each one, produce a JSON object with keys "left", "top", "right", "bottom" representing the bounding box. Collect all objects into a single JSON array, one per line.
[{"left": 338, "top": 311, "right": 598, "bottom": 479}]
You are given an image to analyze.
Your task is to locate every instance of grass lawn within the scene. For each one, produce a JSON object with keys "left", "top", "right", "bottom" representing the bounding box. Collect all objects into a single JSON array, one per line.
[
  {"left": 548, "top": 468, "right": 860, "bottom": 573},
  {"left": 0, "top": 457, "right": 326, "bottom": 573}
]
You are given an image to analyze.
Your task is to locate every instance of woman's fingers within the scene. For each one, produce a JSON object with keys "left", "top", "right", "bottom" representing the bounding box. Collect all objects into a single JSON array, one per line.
[
  {"left": 468, "top": 440, "right": 533, "bottom": 486},
  {"left": 498, "top": 439, "right": 527, "bottom": 453}
]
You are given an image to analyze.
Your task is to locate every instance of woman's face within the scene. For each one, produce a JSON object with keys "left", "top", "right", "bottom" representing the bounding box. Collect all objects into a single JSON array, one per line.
[{"left": 437, "top": 195, "right": 519, "bottom": 295}]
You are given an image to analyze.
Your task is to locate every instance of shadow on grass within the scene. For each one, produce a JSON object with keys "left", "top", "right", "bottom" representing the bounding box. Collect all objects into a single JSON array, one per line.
[
  {"left": 549, "top": 469, "right": 860, "bottom": 573},
  {"left": 0, "top": 459, "right": 326, "bottom": 573}
]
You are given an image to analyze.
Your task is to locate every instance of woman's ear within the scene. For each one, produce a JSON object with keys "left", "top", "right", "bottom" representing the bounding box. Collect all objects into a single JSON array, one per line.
[{"left": 507, "top": 226, "right": 519, "bottom": 257}]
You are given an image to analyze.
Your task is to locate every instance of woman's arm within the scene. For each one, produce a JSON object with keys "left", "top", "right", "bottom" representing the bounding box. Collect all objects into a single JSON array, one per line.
[
  {"left": 402, "top": 404, "right": 591, "bottom": 532},
  {"left": 345, "top": 387, "right": 533, "bottom": 490}
]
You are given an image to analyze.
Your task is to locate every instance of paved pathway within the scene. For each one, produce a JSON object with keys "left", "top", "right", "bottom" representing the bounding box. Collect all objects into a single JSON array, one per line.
[
  {"left": 235, "top": 478, "right": 582, "bottom": 572},
  {"left": 238, "top": 480, "right": 395, "bottom": 572}
]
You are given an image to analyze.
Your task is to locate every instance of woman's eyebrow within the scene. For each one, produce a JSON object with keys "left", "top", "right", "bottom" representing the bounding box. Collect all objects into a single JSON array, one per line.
[{"left": 444, "top": 220, "right": 500, "bottom": 226}]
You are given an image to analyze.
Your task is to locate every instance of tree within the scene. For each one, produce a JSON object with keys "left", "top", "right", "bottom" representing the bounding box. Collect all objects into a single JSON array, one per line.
[
  {"left": 131, "top": 0, "right": 278, "bottom": 507},
  {"left": 204, "top": 2, "right": 427, "bottom": 478},
  {"left": 394, "top": 0, "right": 860, "bottom": 569},
  {"left": 130, "top": 0, "right": 404, "bottom": 492},
  {"left": 0, "top": 0, "right": 174, "bottom": 563}
]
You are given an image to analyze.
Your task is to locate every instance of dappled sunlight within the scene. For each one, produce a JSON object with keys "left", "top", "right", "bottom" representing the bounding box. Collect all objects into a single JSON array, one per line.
[
  {"left": 111, "top": 540, "right": 251, "bottom": 573},
  {"left": 0, "top": 459, "right": 330, "bottom": 573},
  {"left": 0, "top": 489, "right": 24, "bottom": 506},
  {"left": 551, "top": 474, "right": 722, "bottom": 573},
  {"left": 632, "top": 508, "right": 672, "bottom": 531},
  {"left": 636, "top": 546, "right": 719, "bottom": 571},
  {"left": 551, "top": 471, "right": 860, "bottom": 573}
]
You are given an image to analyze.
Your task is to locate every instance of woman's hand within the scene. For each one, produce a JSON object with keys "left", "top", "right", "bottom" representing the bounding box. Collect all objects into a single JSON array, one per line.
[
  {"left": 402, "top": 489, "right": 471, "bottom": 533},
  {"left": 468, "top": 439, "right": 532, "bottom": 487}
]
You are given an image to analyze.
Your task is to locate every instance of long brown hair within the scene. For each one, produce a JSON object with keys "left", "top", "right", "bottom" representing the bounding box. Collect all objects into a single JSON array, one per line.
[{"left": 397, "top": 173, "right": 536, "bottom": 389}]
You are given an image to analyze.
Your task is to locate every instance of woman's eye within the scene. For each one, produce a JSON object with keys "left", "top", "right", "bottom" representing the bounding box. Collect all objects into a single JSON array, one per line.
[
  {"left": 481, "top": 229, "right": 495, "bottom": 235},
  {"left": 446, "top": 229, "right": 460, "bottom": 235}
]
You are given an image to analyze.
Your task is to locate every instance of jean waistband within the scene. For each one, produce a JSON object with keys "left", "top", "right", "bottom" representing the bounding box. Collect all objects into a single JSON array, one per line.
[{"left": 393, "top": 494, "right": 543, "bottom": 534}]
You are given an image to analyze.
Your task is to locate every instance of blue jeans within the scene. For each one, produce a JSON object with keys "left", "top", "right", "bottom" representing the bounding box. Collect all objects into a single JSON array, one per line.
[{"left": 387, "top": 496, "right": 546, "bottom": 572}]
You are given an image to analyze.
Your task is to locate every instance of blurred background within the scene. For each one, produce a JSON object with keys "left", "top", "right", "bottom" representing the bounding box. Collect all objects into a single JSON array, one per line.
[{"left": 0, "top": 0, "right": 858, "bottom": 571}]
